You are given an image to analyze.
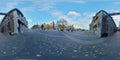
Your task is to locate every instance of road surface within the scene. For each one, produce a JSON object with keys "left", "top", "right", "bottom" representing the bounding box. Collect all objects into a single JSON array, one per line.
[{"left": 0, "top": 29, "right": 120, "bottom": 60}]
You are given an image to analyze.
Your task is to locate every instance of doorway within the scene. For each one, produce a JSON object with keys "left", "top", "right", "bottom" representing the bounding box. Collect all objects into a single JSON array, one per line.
[{"left": 17, "top": 20, "right": 21, "bottom": 33}]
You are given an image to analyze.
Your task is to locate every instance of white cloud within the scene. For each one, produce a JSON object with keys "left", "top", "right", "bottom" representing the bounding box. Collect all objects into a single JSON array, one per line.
[
  {"left": 103, "top": 10, "right": 120, "bottom": 27},
  {"left": 80, "top": 12, "right": 95, "bottom": 29},
  {"left": 112, "top": 15, "right": 120, "bottom": 20},
  {"left": 22, "top": 7, "right": 34, "bottom": 11},
  {"left": 27, "top": 19, "right": 32, "bottom": 23},
  {"left": 51, "top": 10, "right": 74, "bottom": 25},
  {"left": 27, "top": 19, "right": 33, "bottom": 28},
  {"left": 71, "top": 0, "right": 86, "bottom": 3},
  {"left": 113, "top": 1, "right": 120, "bottom": 5},
  {"left": 52, "top": 10, "right": 62, "bottom": 16},
  {"left": 83, "top": 12, "right": 95, "bottom": 18},
  {"left": 33, "top": 0, "right": 56, "bottom": 11},
  {"left": 61, "top": 16, "right": 73, "bottom": 25},
  {"left": 76, "top": 12, "right": 95, "bottom": 29},
  {"left": 78, "top": 19, "right": 91, "bottom": 29},
  {"left": 6, "top": 2, "right": 18, "bottom": 9},
  {"left": 51, "top": 10, "right": 65, "bottom": 18},
  {"left": 2, "top": 0, "right": 88, "bottom": 29},
  {"left": 0, "top": 16, "right": 4, "bottom": 22},
  {"left": 32, "top": 0, "right": 86, "bottom": 11},
  {"left": 3, "top": 0, "right": 86, "bottom": 12},
  {"left": 51, "top": 10, "right": 96, "bottom": 29},
  {"left": 28, "top": 25, "right": 33, "bottom": 29},
  {"left": 112, "top": 15, "right": 120, "bottom": 26},
  {"left": 52, "top": 10, "right": 89, "bottom": 29},
  {"left": 38, "top": 3, "right": 54, "bottom": 11},
  {"left": 67, "top": 11, "right": 81, "bottom": 17}
]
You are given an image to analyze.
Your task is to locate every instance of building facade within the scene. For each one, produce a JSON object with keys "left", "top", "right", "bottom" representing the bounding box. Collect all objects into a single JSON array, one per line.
[
  {"left": 89, "top": 10, "right": 117, "bottom": 37},
  {"left": 119, "top": 21, "right": 120, "bottom": 30},
  {"left": 0, "top": 8, "right": 28, "bottom": 35}
]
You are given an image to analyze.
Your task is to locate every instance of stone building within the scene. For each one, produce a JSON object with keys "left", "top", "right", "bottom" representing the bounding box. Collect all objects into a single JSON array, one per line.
[
  {"left": 89, "top": 10, "right": 117, "bottom": 37},
  {"left": 0, "top": 8, "right": 28, "bottom": 35}
]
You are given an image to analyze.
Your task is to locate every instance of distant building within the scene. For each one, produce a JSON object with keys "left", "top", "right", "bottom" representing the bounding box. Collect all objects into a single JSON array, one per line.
[
  {"left": 0, "top": 8, "right": 28, "bottom": 35},
  {"left": 89, "top": 10, "right": 117, "bottom": 37}
]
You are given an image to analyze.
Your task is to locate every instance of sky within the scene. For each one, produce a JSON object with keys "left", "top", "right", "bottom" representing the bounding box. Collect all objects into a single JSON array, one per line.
[{"left": 0, "top": 0, "right": 120, "bottom": 29}]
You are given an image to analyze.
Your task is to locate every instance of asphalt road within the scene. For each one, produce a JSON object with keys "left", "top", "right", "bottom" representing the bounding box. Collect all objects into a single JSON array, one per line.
[{"left": 0, "top": 29, "right": 120, "bottom": 60}]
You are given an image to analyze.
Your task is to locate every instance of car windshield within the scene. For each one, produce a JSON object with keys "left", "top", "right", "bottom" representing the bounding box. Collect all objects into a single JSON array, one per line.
[{"left": 0, "top": 0, "right": 120, "bottom": 60}]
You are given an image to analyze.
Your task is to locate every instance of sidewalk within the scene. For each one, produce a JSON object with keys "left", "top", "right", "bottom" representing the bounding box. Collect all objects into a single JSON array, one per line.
[{"left": 0, "top": 33, "right": 10, "bottom": 41}]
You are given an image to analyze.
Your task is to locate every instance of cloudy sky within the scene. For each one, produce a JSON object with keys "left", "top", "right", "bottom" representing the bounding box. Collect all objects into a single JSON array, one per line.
[{"left": 0, "top": 0, "right": 120, "bottom": 29}]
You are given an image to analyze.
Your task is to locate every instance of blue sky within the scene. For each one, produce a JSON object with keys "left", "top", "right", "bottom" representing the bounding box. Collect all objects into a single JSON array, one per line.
[{"left": 0, "top": 0, "right": 120, "bottom": 29}]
